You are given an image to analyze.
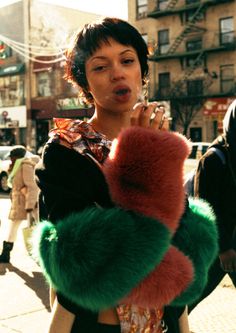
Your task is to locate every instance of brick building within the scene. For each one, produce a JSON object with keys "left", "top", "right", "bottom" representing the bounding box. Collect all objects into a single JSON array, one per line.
[
  {"left": 0, "top": 0, "right": 99, "bottom": 151},
  {"left": 129, "top": 0, "right": 236, "bottom": 141}
]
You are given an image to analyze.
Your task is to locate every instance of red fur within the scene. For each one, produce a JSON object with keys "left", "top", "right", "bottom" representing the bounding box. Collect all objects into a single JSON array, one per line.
[
  {"left": 121, "top": 246, "right": 193, "bottom": 308},
  {"left": 102, "top": 127, "right": 194, "bottom": 308},
  {"left": 104, "top": 127, "right": 191, "bottom": 232}
]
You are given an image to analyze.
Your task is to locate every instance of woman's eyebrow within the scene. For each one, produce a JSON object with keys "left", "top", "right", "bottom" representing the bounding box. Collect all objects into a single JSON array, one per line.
[{"left": 88, "top": 49, "right": 135, "bottom": 63}]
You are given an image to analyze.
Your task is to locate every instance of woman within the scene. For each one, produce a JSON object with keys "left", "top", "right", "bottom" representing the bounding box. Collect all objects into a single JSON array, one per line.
[
  {"left": 0, "top": 145, "right": 39, "bottom": 263},
  {"left": 34, "top": 17, "right": 217, "bottom": 333}
]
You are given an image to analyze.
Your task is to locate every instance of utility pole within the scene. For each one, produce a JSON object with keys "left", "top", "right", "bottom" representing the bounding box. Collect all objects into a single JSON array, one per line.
[{"left": 23, "top": 0, "right": 34, "bottom": 151}]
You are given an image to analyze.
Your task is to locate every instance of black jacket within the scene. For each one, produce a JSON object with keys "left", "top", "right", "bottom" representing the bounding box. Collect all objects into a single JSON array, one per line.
[
  {"left": 36, "top": 141, "right": 113, "bottom": 223},
  {"left": 35, "top": 141, "right": 115, "bottom": 333},
  {"left": 194, "top": 135, "right": 236, "bottom": 252}
]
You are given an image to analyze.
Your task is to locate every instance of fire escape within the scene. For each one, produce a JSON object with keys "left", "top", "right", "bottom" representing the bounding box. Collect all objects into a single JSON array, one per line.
[
  {"left": 166, "top": 0, "right": 179, "bottom": 10},
  {"left": 148, "top": 0, "right": 234, "bottom": 99},
  {"left": 166, "top": 3, "right": 206, "bottom": 55}
]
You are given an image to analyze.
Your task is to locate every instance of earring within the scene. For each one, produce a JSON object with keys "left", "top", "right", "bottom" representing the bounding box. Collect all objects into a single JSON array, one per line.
[{"left": 142, "top": 78, "right": 149, "bottom": 105}]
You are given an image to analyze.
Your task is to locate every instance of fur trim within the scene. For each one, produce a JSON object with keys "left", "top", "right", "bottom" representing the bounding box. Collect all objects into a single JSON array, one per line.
[
  {"left": 122, "top": 245, "right": 193, "bottom": 308},
  {"left": 34, "top": 207, "right": 171, "bottom": 311},
  {"left": 171, "top": 198, "right": 219, "bottom": 306},
  {"left": 104, "top": 127, "right": 191, "bottom": 233}
]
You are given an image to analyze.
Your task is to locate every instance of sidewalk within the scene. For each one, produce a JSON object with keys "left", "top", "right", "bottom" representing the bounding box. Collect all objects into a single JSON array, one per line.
[
  {"left": 189, "top": 275, "right": 236, "bottom": 333},
  {"left": 0, "top": 195, "right": 50, "bottom": 333},
  {"left": 0, "top": 195, "right": 236, "bottom": 332}
]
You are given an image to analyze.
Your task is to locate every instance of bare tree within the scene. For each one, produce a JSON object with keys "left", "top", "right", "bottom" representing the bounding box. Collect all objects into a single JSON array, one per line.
[
  {"left": 167, "top": 76, "right": 211, "bottom": 135},
  {"left": 170, "top": 95, "right": 206, "bottom": 135}
]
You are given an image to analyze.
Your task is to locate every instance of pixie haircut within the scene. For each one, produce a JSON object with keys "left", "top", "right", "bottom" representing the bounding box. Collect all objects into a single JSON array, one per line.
[{"left": 65, "top": 17, "right": 149, "bottom": 103}]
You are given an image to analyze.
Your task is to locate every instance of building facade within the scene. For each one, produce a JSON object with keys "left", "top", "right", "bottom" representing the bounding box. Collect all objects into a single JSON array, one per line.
[
  {"left": 129, "top": 0, "right": 236, "bottom": 142},
  {"left": 0, "top": 0, "right": 99, "bottom": 151}
]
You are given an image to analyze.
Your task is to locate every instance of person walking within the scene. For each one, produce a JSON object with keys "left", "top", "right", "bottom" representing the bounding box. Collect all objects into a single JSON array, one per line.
[
  {"left": 189, "top": 99, "right": 236, "bottom": 312},
  {"left": 0, "top": 145, "right": 40, "bottom": 263}
]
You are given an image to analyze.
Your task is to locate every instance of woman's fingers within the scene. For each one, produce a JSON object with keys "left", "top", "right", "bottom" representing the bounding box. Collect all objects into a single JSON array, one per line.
[
  {"left": 131, "top": 102, "right": 166, "bottom": 129},
  {"left": 130, "top": 102, "right": 144, "bottom": 126},
  {"left": 150, "top": 107, "right": 165, "bottom": 130},
  {"left": 161, "top": 116, "right": 170, "bottom": 131}
]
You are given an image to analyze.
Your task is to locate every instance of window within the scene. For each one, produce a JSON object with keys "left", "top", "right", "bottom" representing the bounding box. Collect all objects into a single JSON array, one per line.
[
  {"left": 186, "top": 0, "right": 200, "bottom": 4},
  {"left": 157, "top": 0, "right": 168, "bottom": 10},
  {"left": 36, "top": 71, "right": 52, "bottom": 97},
  {"left": 0, "top": 75, "right": 24, "bottom": 107},
  {"left": 136, "top": 0, "right": 147, "bottom": 19},
  {"left": 187, "top": 79, "right": 203, "bottom": 96},
  {"left": 186, "top": 39, "right": 202, "bottom": 52},
  {"left": 158, "top": 29, "right": 169, "bottom": 54},
  {"left": 220, "top": 65, "right": 235, "bottom": 93},
  {"left": 159, "top": 72, "right": 170, "bottom": 97},
  {"left": 186, "top": 55, "right": 203, "bottom": 68},
  {"left": 185, "top": 8, "right": 204, "bottom": 22},
  {"left": 220, "top": 17, "right": 234, "bottom": 45}
]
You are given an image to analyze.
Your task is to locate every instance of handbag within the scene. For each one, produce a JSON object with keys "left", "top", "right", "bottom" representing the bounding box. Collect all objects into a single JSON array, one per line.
[{"left": 22, "top": 211, "right": 37, "bottom": 255}]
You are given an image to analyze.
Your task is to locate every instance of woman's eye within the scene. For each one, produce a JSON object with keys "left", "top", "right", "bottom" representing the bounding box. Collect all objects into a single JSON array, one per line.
[
  {"left": 93, "top": 65, "right": 106, "bottom": 72},
  {"left": 123, "top": 58, "right": 134, "bottom": 64}
]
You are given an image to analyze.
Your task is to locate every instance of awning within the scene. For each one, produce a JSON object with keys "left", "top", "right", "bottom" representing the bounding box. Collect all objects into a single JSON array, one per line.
[{"left": 0, "top": 63, "right": 25, "bottom": 76}]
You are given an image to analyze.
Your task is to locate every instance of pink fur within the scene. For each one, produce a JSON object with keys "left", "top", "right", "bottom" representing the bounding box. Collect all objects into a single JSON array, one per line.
[
  {"left": 121, "top": 246, "right": 193, "bottom": 308},
  {"left": 104, "top": 127, "right": 191, "bottom": 233},
  {"left": 102, "top": 127, "right": 194, "bottom": 308}
]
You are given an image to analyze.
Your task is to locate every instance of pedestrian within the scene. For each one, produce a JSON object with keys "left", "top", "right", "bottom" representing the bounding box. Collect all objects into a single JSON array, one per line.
[
  {"left": 189, "top": 99, "right": 236, "bottom": 313},
  {"left": 0, "top": 145, "right": 40, "bottom": 263},
  {"left": 34, "top": 17, "right": 218, "bottom": 333}
]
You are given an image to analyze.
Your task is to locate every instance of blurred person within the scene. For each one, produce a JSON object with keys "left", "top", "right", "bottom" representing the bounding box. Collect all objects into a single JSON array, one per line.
[
  {"left": 0, "top": 145, "right": 40, "bottom": 263},
  {"left": 34, "top": 17, "right": 217, "bottom": 333},
  {"left": 189, "top": 99, "right": 236, "bottom": 312}
]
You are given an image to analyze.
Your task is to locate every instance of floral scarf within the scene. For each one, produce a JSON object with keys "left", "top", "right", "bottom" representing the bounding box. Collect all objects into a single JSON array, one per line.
[{"left": 49, "top": 118, "right": 112, "bottom": 164}]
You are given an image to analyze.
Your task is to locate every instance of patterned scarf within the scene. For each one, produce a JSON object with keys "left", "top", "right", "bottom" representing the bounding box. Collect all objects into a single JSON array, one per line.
[{"left": 49, "top": 118, "right": 112, "bottom": 164}]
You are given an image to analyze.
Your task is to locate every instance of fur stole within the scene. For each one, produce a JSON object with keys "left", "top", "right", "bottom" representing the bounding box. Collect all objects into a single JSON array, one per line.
[{"left": 34, "top": 127, "right": 218, "bottom": 311}]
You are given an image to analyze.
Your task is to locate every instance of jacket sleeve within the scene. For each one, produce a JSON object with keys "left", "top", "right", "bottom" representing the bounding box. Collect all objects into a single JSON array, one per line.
[
  {"left": 35, "top": 142, "right": 113, "bottom": 222},
  {"left": 194, "top": 150, "right": 231, "bottom": 252},
  {"left": 171, "top": 197, "right": 218, "bottom": 306},
  {"left": 22, "top": 162, "right": 39, "bottom": 210}
]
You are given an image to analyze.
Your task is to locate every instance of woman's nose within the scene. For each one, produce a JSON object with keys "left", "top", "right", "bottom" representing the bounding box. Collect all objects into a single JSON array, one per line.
[{"left": 110, "top": 64, "right": 125, "bottom": 81}]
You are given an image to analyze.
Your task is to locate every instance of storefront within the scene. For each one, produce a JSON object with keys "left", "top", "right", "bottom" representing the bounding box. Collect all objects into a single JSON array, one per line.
[
  {"left": 0, "top": 105, "right": 27, "bottom": 145},
  {"left": 188, "top": 97, "right": 235, "bottom": 142},
  {"left": 32, "top": 97, "right": 94, "bottom": 153},
  {"left": 0, "top": 63, "right": 26, "bottom": 145},
  {"left": 203, "top": 97, "right": 235, "bottom": 137}
]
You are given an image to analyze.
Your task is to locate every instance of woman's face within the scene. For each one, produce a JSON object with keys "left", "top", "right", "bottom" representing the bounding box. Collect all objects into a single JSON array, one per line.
[{"left": 85, "top": 38, "right": 143, "bottom": 114}]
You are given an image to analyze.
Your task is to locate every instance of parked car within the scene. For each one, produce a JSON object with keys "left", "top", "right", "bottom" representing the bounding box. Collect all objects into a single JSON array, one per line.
[
  {"left": 0, "top": 146, "right": 12, "bottom": 193},
  {"left": 184, "top": 142, "right": 211, "bottom": 175}
]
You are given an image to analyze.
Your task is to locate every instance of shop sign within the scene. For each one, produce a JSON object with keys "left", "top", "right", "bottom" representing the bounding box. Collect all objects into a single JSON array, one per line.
[
  {"left": 203, "top": 97, "right": 235, "bottom": 116},
  {"left": 57, "top": 98, "right": 89, "bottom": 110},
  {"left": 0, "top": 105, "right": 27, "bottom": 128},
  {"left": 0, "top": 63, "right": 25, "bottom": 76}
]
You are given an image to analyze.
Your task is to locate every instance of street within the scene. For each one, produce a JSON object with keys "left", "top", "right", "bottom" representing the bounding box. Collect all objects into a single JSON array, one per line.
[{"left": 0, "top": 194, "right": 235, "bottom": 333}]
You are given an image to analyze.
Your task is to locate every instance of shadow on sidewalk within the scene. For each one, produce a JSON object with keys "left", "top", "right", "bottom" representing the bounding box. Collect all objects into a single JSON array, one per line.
[{"left": 0, "top": 263, "right": 50, "bottom": 312}]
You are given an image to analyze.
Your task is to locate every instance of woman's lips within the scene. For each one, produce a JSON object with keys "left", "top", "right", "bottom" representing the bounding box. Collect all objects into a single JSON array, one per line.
[{"left": 113, "top": 86, "right": 131, "bottom": 103}]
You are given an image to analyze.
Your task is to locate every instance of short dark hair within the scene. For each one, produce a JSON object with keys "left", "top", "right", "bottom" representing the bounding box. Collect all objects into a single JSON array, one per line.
[
  {"left": 10, "top": 145, "right": 26, "bottom": 158},
  {"left": 65, "top": 17, "right": 149, "bottom": 104}
]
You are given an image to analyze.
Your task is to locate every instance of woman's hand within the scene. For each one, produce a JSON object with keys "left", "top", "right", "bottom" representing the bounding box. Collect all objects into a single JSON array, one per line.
[{"left": 131, "top": 101, "right": 169, "bottom": 130}]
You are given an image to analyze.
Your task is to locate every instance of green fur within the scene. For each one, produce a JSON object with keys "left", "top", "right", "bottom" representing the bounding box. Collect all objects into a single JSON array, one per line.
[
  {"left": 171, "top": 198, "right": 219, "bottom": 306},
  {"left": 34, "top": 207, "right": 171, "bottom": 311}
]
